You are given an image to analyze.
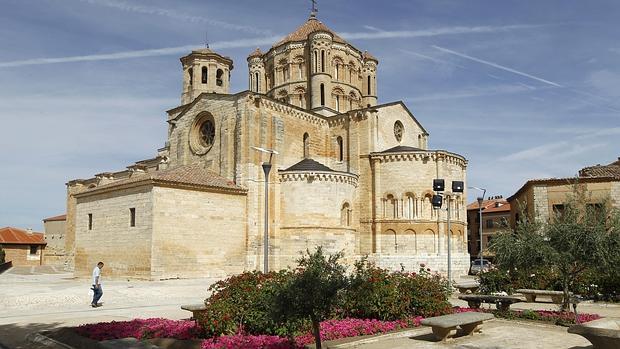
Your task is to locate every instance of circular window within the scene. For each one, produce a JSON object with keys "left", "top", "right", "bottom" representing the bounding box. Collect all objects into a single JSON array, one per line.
[
  {"left": 189, "top": 113, "right": 216, "bottom": 155},
  {"left": 394, "top": 121, "right": 404, "bottom": 142},
  {"left": 199, "top": 120, "right": 215, "bottom": 147}
]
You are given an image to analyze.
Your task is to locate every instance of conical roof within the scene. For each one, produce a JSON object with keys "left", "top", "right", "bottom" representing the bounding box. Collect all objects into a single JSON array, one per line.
[
  {"left": 247, "top": 47, "right": 263, "bottom": 59},
  {"left": 362, "top": 50, "right": 378, "bottom": 62},
  {"left": 273, "top": 15, "right": 348, "bottom": 47}
]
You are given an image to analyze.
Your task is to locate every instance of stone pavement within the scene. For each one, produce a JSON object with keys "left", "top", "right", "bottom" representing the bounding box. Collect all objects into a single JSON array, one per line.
[
  {"left": 344, "top": 319, "right": 592, "bottom": 349},
  {"left": 0, "top": 267, "right": 219, "bottom": 349}
]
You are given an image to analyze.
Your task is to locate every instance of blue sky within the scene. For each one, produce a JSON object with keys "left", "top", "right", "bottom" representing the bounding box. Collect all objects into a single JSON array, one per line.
[{"left": 1, "top": 0, "right": 619, "bottom": 231}]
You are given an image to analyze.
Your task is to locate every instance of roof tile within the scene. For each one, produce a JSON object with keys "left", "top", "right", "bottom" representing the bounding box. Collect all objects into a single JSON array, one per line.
[
  {"left": 0, "top": 227, "right": 46, "bottom": 245},
  {"left": 274, "top": 16, "right": 348, "bottom": 47}
]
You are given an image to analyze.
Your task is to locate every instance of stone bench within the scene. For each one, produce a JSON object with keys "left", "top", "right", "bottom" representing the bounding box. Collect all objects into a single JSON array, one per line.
[
  {"left": 454, "top": 282, "right": 479, "bottom": 294},
  {"left": 516, "top": 289, "right": 571, "bottom": 304},
  {"left": 458, "top": 294, "right": 522, "bottom": 311},
  {"left": 568, "top": 317, "right": 620, "bottom": 349},
  {"left": 180, "top": 303, "right": 207, "bottom": 321},
  {"left": 420, "top": 312, "right": 494, "bottom": 341}
]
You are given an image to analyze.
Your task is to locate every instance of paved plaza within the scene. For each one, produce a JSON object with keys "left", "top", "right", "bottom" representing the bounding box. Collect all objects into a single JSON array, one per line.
[{"left": 1, "top": 267, "right": 618, "bottom": 348}]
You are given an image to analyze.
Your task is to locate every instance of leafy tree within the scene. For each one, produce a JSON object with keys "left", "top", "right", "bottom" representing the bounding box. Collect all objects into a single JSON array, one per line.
[
  {"left": 272, "top": 247, "right": 348, "bottom": 349},
  {"left": 0, "top": 245, "right": 5, "bottom": 264},
  {"left": 491, "top": 185, "right": 620, "bottom": 310}
]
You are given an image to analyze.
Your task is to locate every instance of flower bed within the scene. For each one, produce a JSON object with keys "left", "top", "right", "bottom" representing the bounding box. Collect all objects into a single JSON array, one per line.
[
  {"left": 75, "top": 318, "right": 201, "bottom": 341},
  {"left": 454, "top": 307, "right": 601, "bottom": 325},
  {"left": 75, "top": 317, "right": 422, "bottom": 348}
]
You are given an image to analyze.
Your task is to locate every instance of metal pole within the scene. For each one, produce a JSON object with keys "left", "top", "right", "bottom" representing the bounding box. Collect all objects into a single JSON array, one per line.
[
  {"left": 262, "top": 163, "right": 272, "bottom": 273},
  {"left": 477, "top": 190, "right": 486, "bottom": 270},
  {"left": 447, "top": 199, "right": 451, "bottom": 283}
]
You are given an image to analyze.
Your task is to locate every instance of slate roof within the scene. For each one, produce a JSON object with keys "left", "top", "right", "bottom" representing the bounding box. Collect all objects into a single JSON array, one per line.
[
  {"left": 43, "top": 214, "right": 66, "bottom": 222},
  {"left": 379, "top": 145, "right": 424, "bottom": 153},
  {"left": 282, "top": 158, "right": 335, "bottom": 172},
  {"left": 0, "top": 227, "right": 46, "bottom": 245},
  {"left": 77, "top": 163, "right": 246, "bottom": 196},
  {"left": 273, "top": 15, "right": 348, "bottom": 47},
  {"left": 579, "top": 157, "right": 620, "bottom": 179}
]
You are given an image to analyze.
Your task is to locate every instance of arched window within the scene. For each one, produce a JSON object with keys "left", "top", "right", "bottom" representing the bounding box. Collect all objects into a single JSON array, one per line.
[
  {"left": 367, "top": 75, "right": 371, "bottom": 95},
  {"left": 341, "top": 202, "right": 351, "bottom": 226},
  {"left": 188, "top": 68, "right": 193, "bottom": 86},
  {"left": 320, "top": 84, "right": 325, "bottom": 106},
  {"left": 216, "top": 69, "right": 224, "bottom": 86},
  {"left": 335, "top": 64, "right": 339, "bottom": 80},
  {"left": 313, "top": 51, "right": 318, "bottom": 73},
  {"left": 385, "top": 194, "right": 397, "bottom": 219},
  {"left": 201, "top": 67, "right": 208, "bottom": 84},
  {"left": 337, "top": 136, "right": 343, "bottom": 161},
  {"left": 303, "top": 132, "right": 309, "bottom": 158},
  {"left": 255, "top": 72, "right": 259, "bottom": 92},
  {"left": 299, "top": 63, "right": 303, "bottom": 79},
  {"left": 335, "top": 95, "right": 340, "bottom": 111},
  {"left": 321, "top": 50, "right": 325, "bottom": 73}
]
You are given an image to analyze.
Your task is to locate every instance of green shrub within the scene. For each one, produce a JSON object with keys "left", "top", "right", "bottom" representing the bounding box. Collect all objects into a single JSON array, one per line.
[
  {"left": 477, "top": 268, "right": 514, "bottom": 294},
  {"left": 340, "top": 260, "right": 451, "bottom": 320},
  {"left": 0, "top": 246, "right": 5, "bottom": 264},
  {"left": 197, "top": 270, "right": 294, "bottom": 337}
]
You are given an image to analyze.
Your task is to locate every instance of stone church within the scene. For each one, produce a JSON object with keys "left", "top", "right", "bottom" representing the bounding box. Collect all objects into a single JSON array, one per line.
[{"left": 65, "top": 13, "right": 469, "bottom": 280}]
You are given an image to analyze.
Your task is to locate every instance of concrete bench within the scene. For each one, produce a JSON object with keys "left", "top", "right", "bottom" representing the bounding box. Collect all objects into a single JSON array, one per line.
[
  {"left": 458, "top": 294, "right": 522, "bottom": 311},
  {"left": 421, "top": 312, "right": 494, "bottom": 341},
  {"left": 568, "top": 317, "right": 620, "bottom": 349},
  {"left": 180, "top": 303, "right": 207, "bottom": 321},
  {"left": 516, "top": 289, "right": 571, "bottom": 304},
  {"left": 454, "top": 282, "right": 479, "bottom": 294}
]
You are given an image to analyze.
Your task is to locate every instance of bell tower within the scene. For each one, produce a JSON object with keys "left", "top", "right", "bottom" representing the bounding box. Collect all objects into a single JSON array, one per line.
[{"left": 180, "top": 48, "right": 234, "bottom": 105}]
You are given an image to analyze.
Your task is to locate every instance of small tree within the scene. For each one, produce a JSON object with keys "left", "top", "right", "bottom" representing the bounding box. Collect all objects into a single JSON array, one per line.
[
  {"left": 272, "top": 247, "right": 348, "bottom": 349},
  {"left": 491, "top": 185, "right": 620, "bottom": 310},
  {"left": 0, "top": 245, "right": 5, "bottom": 264}
]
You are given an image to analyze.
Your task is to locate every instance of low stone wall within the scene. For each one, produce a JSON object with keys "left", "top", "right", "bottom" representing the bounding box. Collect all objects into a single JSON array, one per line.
[{"left": 371, "top": 253, "right": 470, "bottom": 277}]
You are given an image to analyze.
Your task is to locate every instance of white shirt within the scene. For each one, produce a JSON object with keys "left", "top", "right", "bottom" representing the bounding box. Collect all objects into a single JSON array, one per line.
[{"left": 92, "top": 266, "right": 101, "bottom": 285}]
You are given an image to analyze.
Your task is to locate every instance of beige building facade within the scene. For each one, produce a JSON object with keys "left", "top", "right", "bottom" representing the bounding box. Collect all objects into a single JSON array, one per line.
[
  {"left": 65, "top": 14, "right": 469, "bottom": 279},
  {"left": 507, "top": 158, "right": 620, "bottom": 228},
  {"left": 42, "top": 214, "right": 67, "bottom": 266}
]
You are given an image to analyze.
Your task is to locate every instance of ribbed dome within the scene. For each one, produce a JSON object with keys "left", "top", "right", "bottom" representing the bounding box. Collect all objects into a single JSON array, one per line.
[
  {"left": 248, "top": 47, "right": 263, "bottom": 59},
  {"left": 273, "top": 15, "right": 348, "bottom": 47}
]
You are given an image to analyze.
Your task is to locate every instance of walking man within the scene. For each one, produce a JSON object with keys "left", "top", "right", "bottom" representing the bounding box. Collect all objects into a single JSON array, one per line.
[{"left": 91, "top": 261, "right": 104, "bottom": 307}]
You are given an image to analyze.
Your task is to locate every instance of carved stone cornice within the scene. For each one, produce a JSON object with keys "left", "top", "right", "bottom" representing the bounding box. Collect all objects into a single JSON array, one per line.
[{"left": 279, "top": 171, "right": 358, "bottom": 187}]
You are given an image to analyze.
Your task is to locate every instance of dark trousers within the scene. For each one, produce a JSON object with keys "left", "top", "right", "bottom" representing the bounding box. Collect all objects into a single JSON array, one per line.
[{"left": 92, "top": 285, "right": 103, "bottom": 305}]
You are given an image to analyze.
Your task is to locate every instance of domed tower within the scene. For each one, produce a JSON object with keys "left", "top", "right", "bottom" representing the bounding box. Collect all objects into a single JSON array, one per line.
[
  {"left": 361, "top": 51, "right": 378, "bottom": 107},
  {"left": 180, "top": 48, "right": 234, "bottom": 105},
  {"left": 247, "top": 48, "right": 266, "bottom": 94}
]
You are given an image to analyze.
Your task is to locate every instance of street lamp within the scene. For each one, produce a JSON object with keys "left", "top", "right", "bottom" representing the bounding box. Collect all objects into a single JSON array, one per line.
[
  {"left": 468, "top": 186, "right": 486, "bottom": 272},
  {"left": 251, "top": 146, "right": 279, "bottom": 273},
  {"left": 432, "top": 179, "right": 464, "bottom": 282}
]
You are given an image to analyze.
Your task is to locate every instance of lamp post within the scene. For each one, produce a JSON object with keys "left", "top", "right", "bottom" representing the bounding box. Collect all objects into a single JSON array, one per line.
[
  {"left": 432, "top": 179, "right": 464, "bottom": 283},
  {"left": 251, "top": 146, "right": 279, "bottom": 273},
  {"left": 468, "top": 186, "right": 486, "bottom": 271}
]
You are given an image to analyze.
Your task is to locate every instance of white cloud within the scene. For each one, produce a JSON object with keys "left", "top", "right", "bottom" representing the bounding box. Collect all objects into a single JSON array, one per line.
[
  {"left": 586, "top": 69, "right": 620, "bottom": 97},
  {"left": 0, "top": 36, "right": 282, "bottom": 68},
  {"left": 77, "top": 0, "right": 272, "bottom": 35},
  {"left": 340, "top": 24, "right": 546, "bottom": 40},
  {"left": 432, "top": 45, "right": 563, "bottom": 87},
  {"left": 406, "top": 84, "right": 535, "bottom": 102}
]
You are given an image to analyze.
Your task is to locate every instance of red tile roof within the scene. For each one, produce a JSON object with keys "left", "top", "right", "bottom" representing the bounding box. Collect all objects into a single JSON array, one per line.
[
  {"left": 76, "top": 163, "right": 247, "bottom": 197},
  {"left": 43, "top": 214, "right": 66, "bottom": 222},
  {"left": 579, "top": 157, "right": 620, "bottom": 179},
  {"left": 248, "top": 47, "right": 263, "bottom": 59},
  {"left": 467, "top": 198, "right": 509, "bottom": 212},
  {"left": 0, "top": 227, "right": 46, "bottom": 245},
  {"left": 273, "top": 16, "right": 348, "bottom": 47}
]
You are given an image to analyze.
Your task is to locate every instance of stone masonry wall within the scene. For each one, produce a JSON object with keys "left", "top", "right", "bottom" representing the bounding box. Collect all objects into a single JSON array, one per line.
[
  {"left": 2, "top": 245, "right": 44, "bottom": 266},
  {"left": 151, "top": 186, "right": 247, "bottom": 279},
  {"left": 74, "top": 185, "right": 154, "bottom": 279}
]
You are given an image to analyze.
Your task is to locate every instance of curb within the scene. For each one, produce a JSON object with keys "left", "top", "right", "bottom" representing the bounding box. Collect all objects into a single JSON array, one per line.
[{"left": 26, "top": 331, "right": 75, "bottom": 349}]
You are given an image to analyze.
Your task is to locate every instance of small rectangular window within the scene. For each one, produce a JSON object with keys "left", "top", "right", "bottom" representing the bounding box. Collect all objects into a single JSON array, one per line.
[
  {"left": 486, "top": 219, "right": 494, "bottom": 229},
  {"left": 130, "top": 208, "right": 136, "bottom": 227},
  {"left": 552, "top": 204, "right": 565, "bottom": 218},
  {"left": 88, "top": 213, "right": 93, "bottom": 230},
  {"left": 30, "top": 245, "right": 38, "bottom": 255}
]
